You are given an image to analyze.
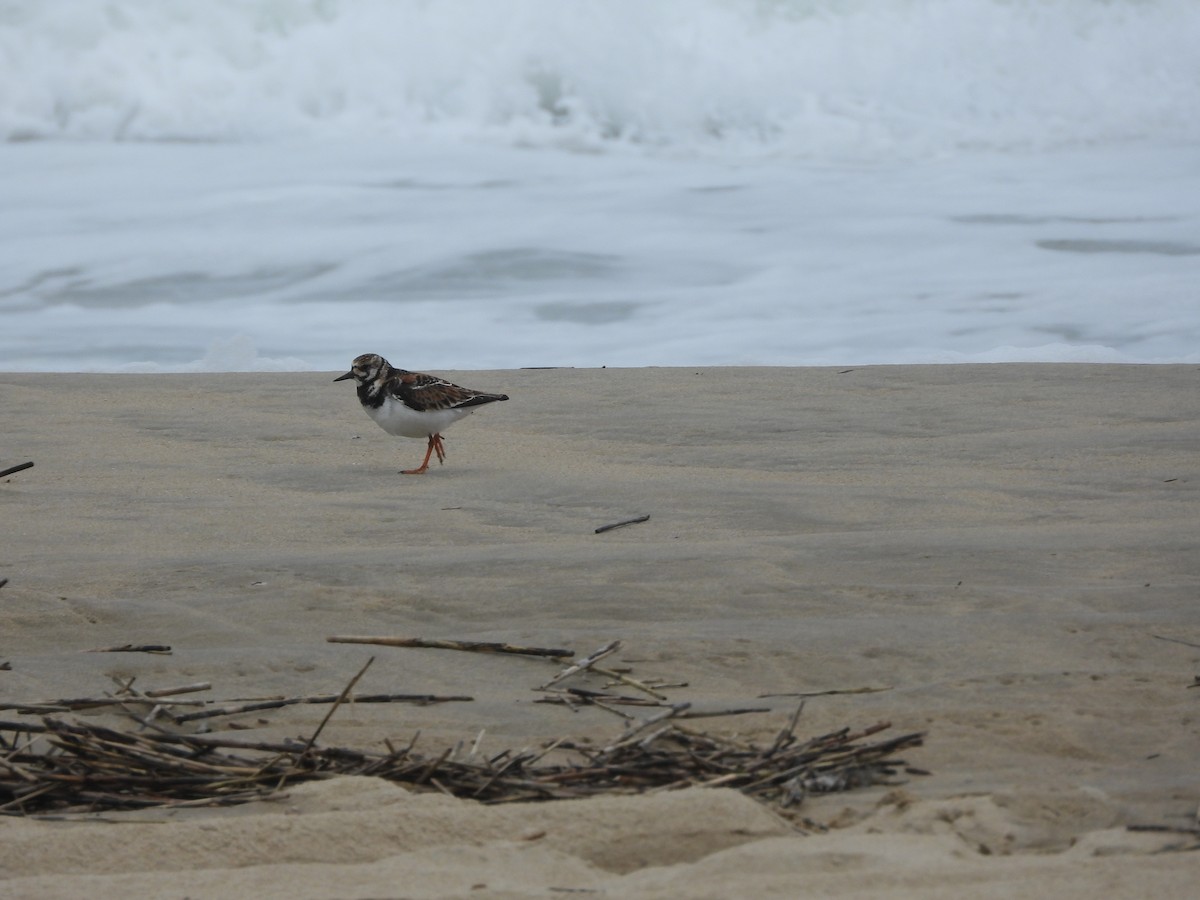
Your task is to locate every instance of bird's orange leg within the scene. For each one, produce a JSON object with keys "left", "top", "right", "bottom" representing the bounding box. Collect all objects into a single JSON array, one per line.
[
  {"left": 401, "top": 433, "right": 446, "bottom": 475},
  {"left": 402, "top": 435, "right": 437, "bottom": 475}
]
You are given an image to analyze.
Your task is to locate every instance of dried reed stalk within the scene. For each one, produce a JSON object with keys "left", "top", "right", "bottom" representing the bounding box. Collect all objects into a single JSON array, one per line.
[{"left": 327, "top": 636, "right": 574, "bottom": 658}]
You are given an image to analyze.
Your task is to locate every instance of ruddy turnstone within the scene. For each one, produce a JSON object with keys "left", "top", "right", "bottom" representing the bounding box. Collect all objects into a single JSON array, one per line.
[{"left": 335, "top": 353, "right": 509, "bottom": 474}]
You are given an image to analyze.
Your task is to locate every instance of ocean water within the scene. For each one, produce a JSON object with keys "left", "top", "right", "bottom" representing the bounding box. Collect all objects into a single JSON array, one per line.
[{"left": 2, "top": 0, "right": 1198, "bottom": 372}]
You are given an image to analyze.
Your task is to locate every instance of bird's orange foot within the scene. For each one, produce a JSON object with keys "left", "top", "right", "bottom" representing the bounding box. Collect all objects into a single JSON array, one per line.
[{"left": 401, "top": 433, "right": 445, "bottom": 475}]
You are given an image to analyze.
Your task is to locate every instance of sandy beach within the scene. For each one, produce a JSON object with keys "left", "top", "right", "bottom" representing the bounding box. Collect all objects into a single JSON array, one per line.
[{"left": 1, "top": 364, "right": 1197, "bottom": 898}]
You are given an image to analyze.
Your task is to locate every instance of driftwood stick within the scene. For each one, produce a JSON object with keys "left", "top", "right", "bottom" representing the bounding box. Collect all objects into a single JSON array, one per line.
[
  {"left": 141, "top": 682, "right": 214, "bottom": 698},
  {"left": 534, "top": 693, "right": 581, "bottom": 710},
  {"left": 594, "top": 514, "right": 650, "bottom": 534},
  {"left": 0, "top": 461, "right": 34, "bottom": 479},
  {"left": 113, "top": 701, "right": 174, "bottom": 731},
  {"left": 1127, "top": 823, "right": 1200, "bottom": 839},
  {"left": 676, "top": 706, "right": 773, "bottom": 720},
  {"left": 593, "top": 665, "right": 669, "bottom": 701},
  {"left": 173, "top": 691, "right": 472, "bottom": 723},
  {"left": 484, "top": 746, "right": 537, "bottom": 785},
  {"left": 296, "top": 692, "right": 474, "bottom": 705},
  {"left": 0, "top": 754, "right": 40, "bottom": 783},
  {"left": 1152, "top": 634, "right": 1200, "bottom": 650},
  {"left": 758, "top": 686, "right": 891, "bottom": 698},
  {"left": 299, "top": 656, "right": 375, "bottom": 757},
  {"left": 539, "top": 640, "right": 621, "bottom": 690},
  {"left": 468, "top": 729, "right": 486, "bottom": 761},
  {"left": 523, "top": 737, "right": 569, "bottom": 768},
  {"left": 84, "top": 644, "right": 172, "bottom": 655},
  {"left": 599, "top": 702, "right": 691, "bottom": 757},
  {"left": 173, "top": 699, "right": 298, "bottom": 723},
  {"left": 415, "top": 746, "right": 453, "bottom": 785},
  {"left": 589, "top": 698, "right": 638, "bottom": 721},
  {"left": 110, "top": 732, "right": 310, "bottom": 755},
  {"left": 536, "top": 686, "right": 664, "bottom": 708},
  {"left": 105, "top": 679, "right": 214, "bottom": 728},
  {"left": 768, "top": 703, "right": 806, "bottom": 755},
  {"left": 1, "top": 695, "right": 206, "bottom": 714},
  {"left": 110, "top": 677, "right": 211, "bottom": 707},
  {"left": 327, "top": 636, "right": 574, "bottom": 658},
  {"left": 636, "top": 724, "right": 676, "bottom": 751},
  {"left": 0, "top": 783, "right": 58, "bottom": 813}
]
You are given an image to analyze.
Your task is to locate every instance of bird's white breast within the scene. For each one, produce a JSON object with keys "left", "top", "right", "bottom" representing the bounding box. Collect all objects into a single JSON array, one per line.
[{"left": 366, "top": 394, "right": 474, "bottom": 438}]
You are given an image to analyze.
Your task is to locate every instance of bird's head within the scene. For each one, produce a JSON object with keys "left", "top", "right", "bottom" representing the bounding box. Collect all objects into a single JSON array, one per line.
[{"left": 334, "top": 353, "right": 388, "bottom": 384}]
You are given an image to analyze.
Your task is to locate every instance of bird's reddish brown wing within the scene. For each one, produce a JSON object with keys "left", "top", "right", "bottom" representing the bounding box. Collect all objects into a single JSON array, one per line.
[{"left": 389, "top": 370, "right": 506, "bottom": 412}]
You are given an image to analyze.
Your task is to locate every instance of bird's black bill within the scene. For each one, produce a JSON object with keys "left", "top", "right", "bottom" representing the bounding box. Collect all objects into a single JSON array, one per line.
[{"left": 334, "top": 371, "right": 355, "bottom": 382}]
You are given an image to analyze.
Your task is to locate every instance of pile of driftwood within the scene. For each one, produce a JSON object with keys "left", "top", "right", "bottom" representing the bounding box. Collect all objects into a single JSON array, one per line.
[
  {"left": 0, "top": 710, "right": 922, "bottom": 816},
  {"left": 0, "top": 639, "right": 925, "bottom": 816}
]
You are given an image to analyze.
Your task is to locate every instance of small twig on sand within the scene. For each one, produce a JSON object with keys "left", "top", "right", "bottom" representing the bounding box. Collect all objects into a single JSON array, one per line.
[
  {"left": 84, "top": 644, "right": 172, "bottom": 655},
  {"left": 594, "top": 514, "right": 650, "bottom": 534},
  {"left": 0, "top": 462, "right": 34, "bottom": 479},
  {"left": 1152, "top": 634, "right": 1200, "bottom": 650},
  {"left": 327, "top": 636, "right": 574, "bottom": 659}
]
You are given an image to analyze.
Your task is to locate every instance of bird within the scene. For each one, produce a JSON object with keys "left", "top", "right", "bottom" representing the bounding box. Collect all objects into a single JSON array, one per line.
[{"left": 334, "top": 353, "right": 509, "bottom": 474}]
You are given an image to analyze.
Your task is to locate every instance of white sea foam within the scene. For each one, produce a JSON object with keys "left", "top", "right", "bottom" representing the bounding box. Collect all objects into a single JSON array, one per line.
[
  {"left": 3, "top": 0, "right": 1198, "bottom": 153},
  {"left": 2, "top": 1, "right": 1198, "bottom": 372}
]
